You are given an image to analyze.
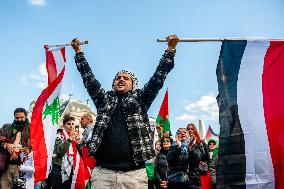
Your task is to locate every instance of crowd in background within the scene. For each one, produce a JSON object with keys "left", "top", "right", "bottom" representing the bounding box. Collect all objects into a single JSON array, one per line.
[
  {"left": 146, "top": 124, "right": 219, "bottom": 189},
  {"left": 0, "top": 109, "right": 95, "bottom": 189},
  {"left": 0, "top": 108, "right": 219, "bottom": 189}
]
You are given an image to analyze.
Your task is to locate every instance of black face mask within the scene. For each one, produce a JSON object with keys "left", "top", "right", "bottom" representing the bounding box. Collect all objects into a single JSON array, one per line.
[{"left": 12, "top": 118, "right": 29, "bottom": 127}]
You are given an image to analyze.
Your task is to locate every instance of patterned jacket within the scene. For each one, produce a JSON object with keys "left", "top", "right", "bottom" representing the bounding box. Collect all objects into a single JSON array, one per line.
[{"left": 74, "top": 50, "right": 175, "bottom": 166}]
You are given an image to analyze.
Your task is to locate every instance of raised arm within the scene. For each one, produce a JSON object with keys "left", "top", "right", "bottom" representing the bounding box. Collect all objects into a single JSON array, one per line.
[
  {"left": 141, "top": 35, "right": 179, "bottom": 110},
  {"left": 71, "top": 38, "right": 106, "bottom": 108}
]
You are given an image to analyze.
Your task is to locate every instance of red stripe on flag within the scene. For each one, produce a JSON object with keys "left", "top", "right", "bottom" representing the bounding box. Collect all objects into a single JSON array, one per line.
[
  {"left": 158, "top": 89, "right": 168, "bottom": 118},
  {"left": 205, "top": 126, "right": 213, "bottom": 140},
  {"left": 61, "top": 47, "right": 66, "bottom": 62},
  {"left": 46, "top": 48, "right": 57, "bottom": 84},
  {"left": 74, "top": 157, "right": 91, "bottom": 189},
  {"left": 30, "top": 68, "right": 65, "bottom": 182},
  {"left": 72, "top": 146, "right": 92, "bottom": 189},
  {"left": 263, "top": 41, "right": 284, "bottom": 189}
]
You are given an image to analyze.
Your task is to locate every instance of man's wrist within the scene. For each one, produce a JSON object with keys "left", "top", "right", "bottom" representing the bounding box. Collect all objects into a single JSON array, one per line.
[
  {"left": 167, "top": 48, "right": 176, "bottom": 53},
  {"left": 75, "top": 51, "right": 84, "bottom": 56}
]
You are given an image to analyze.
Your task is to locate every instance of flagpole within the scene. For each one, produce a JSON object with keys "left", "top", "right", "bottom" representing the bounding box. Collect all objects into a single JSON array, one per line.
[
  {"left": 47, "top": 40, "right": 89, "bottom": 48},
  {"left": 157, "top": 37, "right": 284, "bottom": 42}
]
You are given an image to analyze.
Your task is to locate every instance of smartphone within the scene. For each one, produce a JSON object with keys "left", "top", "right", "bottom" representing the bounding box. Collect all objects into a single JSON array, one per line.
[{"left": 75, "top": 125, "right": 80, "bottom": 140}]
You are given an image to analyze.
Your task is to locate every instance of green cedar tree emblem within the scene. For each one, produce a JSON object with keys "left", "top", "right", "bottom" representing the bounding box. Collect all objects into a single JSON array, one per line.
[{"left": 42, "top": 96, "right": 60, "bottom": 125}]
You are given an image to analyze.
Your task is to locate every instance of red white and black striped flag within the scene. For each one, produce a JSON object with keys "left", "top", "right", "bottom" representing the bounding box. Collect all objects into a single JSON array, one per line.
[{"left": 216, "top": 40, "right": 284, "bottom": 189}]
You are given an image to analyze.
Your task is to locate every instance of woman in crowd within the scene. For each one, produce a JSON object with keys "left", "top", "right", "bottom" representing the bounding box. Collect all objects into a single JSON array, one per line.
[
  {"left": 187, "top": 123, "right": 210, "bottom": 189},
  {"left": 166, "top": 128, "right": 201, "bottom": 189},
  {"left": 186, "top": 123, "right": 210, "bottom": 165},
  {"left": 155, "top": 136, "right": 173, "bottom": 189},
  {"left": 49, "top": 115, "right": 80, "bottom": 189}
]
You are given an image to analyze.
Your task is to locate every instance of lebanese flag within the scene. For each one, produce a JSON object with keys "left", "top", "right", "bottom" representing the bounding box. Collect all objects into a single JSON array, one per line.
[
  {"left": 30, "top": 45, "right": 66, "bottom": 182},
  {"left": 216, "top": 40, "right": 284, "bottom": 188},
  {"left": 156, "top": 89, "right": 170, "bottom": 136}
]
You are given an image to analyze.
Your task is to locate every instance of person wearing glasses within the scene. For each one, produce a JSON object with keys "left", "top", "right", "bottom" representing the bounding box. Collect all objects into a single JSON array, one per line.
[
  {"left": 49, "top": 115, "right": 80, "bottom": 189},
  {"left": 163, "top": 128, "right": 200, "bottom": 189}
]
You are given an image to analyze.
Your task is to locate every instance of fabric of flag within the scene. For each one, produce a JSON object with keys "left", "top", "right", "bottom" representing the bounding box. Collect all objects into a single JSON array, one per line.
[
  {"left": 62, "top": 131, "right": 94, "bottom": 189},
  {"left": 30, "top": 45, "right": 66, "bottom": 182},
  {"left": 156, "top": 89, "right": 170, "bottom": 136},
  {"left": 216, "top": 40, "right": 284, "bottom": 189},
  {"left": 205, "top": 125, "right": 219, "bottom": 140}
]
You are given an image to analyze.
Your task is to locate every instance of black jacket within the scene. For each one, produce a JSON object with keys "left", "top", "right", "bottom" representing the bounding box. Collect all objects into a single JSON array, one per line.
[
  {"left": 167, "top": 144, "right": 202, "bottom": 189},
  {"left": 155, "top": 149, "right": 169, "bottom": 182},
  {"left": 74, "top": 50, "right": 175, "bottom": 166}
]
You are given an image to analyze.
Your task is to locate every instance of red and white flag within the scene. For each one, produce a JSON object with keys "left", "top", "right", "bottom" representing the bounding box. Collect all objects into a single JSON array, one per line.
[
  {"left": 61, "top": 131, "right": 94, "bottom": 189},
  {"left": 30, "top": 45, "right": 66, "bottom": 182},
  {"left": 30, "top": 45, "right": 95, "bottom": 188}
]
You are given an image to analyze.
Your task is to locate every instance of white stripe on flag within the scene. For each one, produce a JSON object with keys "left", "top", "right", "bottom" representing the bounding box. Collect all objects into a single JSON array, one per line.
[
  {"left": 237, "top": 41, "right": 275, "bottom": 188},
  {"left": 71, "top": 151, "right": 81, "bottom": 189},
  {"left": 43, "top": 83, "right": 62, "bottom": 178},
  {"left": 52, "top": 49, "right": 65, "bottom": 75}
]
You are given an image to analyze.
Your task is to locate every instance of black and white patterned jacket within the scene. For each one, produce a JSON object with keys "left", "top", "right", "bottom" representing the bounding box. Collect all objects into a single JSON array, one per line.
[{"left": 74, "top": 50, "right": 175, "bottom": 166}]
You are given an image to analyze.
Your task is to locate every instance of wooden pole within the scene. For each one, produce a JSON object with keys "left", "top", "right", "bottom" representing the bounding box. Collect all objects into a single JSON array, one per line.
[{"left": 157, "top": 37, "right": 284, "bottom": 42}]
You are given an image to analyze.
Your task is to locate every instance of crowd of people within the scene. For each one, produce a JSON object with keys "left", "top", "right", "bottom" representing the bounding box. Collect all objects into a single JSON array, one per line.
[
  {"left": 0, "top": 109, "right": 219, "bottom": 189},
  {"left": 0, "top": 34, "right": 218, "bottom": 189},
  {"left": 0, "top": 109, "right": 95, "bottom": 189},
  {"left": 147, "top": 125, "right": 219, "bottom": 189}
]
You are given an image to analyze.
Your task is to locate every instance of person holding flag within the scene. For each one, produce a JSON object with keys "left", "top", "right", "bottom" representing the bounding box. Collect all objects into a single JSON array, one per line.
[
  {"left": 49, "top": 115, "right": 80, "bottom": 189},
  {"left": 30, "top": 44, "right": 94, "bottom": 189},
  {"left": 71, "top": 34, "right": 179, "bottom": 188}
]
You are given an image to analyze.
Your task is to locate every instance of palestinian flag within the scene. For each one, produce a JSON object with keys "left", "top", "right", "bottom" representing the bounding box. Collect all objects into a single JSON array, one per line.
[
  {"left": 216, "top": 40, "right": 284, "bottom": 188},
  {"left": 156, "top": 89, "right": 170, "bottom": 137},
  {"left": 30, "top": 45, "right": 66, "bottom": 182},
  {"left": 61, "top": 131, "right": 95, "bottom": 189},
  {"left": 205, "top": 125, "right": 219, "bottom": 140}
]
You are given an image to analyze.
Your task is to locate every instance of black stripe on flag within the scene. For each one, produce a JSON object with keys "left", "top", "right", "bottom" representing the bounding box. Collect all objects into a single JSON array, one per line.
[{"left": 216, "top": 40, "right": 247, "bottom": 188}]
